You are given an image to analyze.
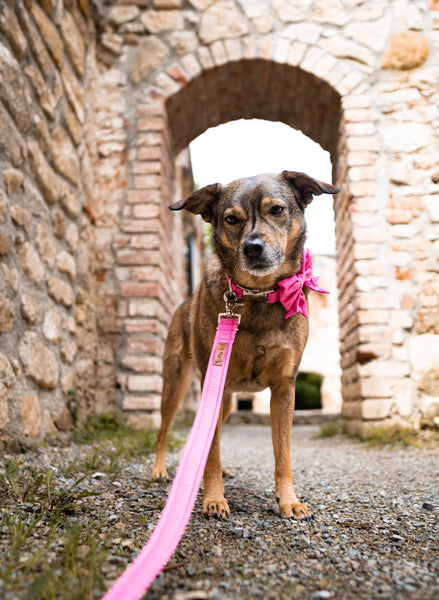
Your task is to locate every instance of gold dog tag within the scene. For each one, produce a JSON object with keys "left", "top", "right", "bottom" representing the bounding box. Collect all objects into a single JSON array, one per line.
[{"left": 213, "top": 342, "right": 227, "bottom": 366}]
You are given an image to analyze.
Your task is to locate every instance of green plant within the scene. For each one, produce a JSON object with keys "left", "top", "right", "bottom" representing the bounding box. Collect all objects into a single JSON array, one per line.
[
  {"left": 361, "top": 424, "right": 419, "bottom": 447},
  {"left": 295, "top": 371, "right": 323, "bottom": 410}
]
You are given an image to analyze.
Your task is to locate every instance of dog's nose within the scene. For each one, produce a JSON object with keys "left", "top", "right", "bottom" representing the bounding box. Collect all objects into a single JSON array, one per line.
[{"left": 243, "top": 237, "right": 265, "bottom": 258}]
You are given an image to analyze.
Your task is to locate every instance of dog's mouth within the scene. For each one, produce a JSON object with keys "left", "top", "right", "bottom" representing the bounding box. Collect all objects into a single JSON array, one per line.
[
  {"left": 239, "top": 242, "right": 284, "bottom": 276},
  {"left": 240, "top": 260, "right": 280, "bottom": 276}
]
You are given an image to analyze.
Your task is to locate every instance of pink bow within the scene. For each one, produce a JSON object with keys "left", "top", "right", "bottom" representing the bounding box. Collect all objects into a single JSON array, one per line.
[
  {"left": 266, "top": 249, "right": 328, "bottom": 318},
  {"left": 226, "top": 250, "right": 328, "bottom": 319}
]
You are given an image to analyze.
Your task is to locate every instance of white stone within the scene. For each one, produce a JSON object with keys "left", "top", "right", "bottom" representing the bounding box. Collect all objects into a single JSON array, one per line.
[
  {"left": 43, "top": 307, "right": 62, "bottom": 344},
  {"left": 199, "top": 1, "right": 249, "bottom": 44},
  {"left": 409, "top": 335, "right": 439, "bottom": 378}
]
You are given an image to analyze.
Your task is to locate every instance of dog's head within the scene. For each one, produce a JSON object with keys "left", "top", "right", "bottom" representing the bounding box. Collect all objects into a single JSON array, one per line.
[{"left": 170, "top": 171, "right": 339, "bottom": 287}]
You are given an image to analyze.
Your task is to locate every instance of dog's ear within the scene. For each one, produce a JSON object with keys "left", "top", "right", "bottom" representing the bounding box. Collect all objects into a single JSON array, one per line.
[
  {"left": 281, "top": 171, "right": 339, "bottom": 209},
  {"left": 169, "top": 183, "right": 221, "bottom": 223}
]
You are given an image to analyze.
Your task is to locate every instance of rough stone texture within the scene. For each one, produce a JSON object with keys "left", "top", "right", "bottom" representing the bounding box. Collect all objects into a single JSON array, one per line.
[
  {"left": 381, "top": 31, "right": 430, "bottom": 70},
  {"left": 19, "top": 332, "right": 59, "bottom": 390},
  {"left": 1, "top": 0, "right": 439, "bottom": 445},
  {"left": 19, "top": 394, "right": 41, "bottom": 438}
]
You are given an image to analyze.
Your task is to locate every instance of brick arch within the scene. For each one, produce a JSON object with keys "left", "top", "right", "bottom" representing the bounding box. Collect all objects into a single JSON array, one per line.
[{"left": 117, "top": 49, "right": 393, "bottom": 428}]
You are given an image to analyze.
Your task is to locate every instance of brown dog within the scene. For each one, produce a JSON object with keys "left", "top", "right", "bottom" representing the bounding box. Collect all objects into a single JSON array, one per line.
[{"left": 152, "top": 171, "right": 339, "bottom": 520}]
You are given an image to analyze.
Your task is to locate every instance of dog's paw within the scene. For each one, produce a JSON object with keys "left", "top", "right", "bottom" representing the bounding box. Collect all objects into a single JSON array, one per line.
[
  {"left": 279, "top": 501, "right": 312, "bottom": 521},
  {"left": 151, "top": 466, "right": 169, "bottom": 481},
  {"left": 202, "top": 497, "right": 230, "bottom": 520}
]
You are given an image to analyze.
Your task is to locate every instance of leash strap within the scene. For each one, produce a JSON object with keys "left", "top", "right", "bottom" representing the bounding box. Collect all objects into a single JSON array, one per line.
[{"left": 102, "top": 316, "right": 239, "bottom": 600}]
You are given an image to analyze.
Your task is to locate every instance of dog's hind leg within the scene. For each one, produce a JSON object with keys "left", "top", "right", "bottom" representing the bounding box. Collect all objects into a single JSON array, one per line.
[{"left": 151, "top": 305, "right": 192, "bottom": 481}]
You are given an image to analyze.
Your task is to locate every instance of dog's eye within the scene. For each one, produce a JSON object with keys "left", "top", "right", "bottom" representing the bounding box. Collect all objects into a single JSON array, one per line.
[
  {"left": 224, "top": 215, "right": 239, "bottom": 225},
  {"left": 269, "top": 205, "right": 285, "bottom": 216}
]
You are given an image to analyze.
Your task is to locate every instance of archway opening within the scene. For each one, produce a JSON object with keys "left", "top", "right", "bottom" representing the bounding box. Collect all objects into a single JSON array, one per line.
[{"left": 185, "top": 118, "right": 342, "bottom": 415}]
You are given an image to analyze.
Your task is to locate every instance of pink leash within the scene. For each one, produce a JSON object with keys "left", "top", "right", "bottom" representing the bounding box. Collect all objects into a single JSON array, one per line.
[{"left": 102, "top": 315, "right": 239, "bottom": 600}]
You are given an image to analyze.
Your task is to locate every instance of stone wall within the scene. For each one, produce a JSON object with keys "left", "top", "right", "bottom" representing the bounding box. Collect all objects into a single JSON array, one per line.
[{"left": 0, "top": 0, "right": 114, "bottom": 448}]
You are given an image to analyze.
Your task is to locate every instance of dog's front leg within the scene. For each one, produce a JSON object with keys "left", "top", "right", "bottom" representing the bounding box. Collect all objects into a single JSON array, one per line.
[
  {"left": 201, "top": 393, "right": 230, "bottom": 519},
  {"left": 270, "top": 380, "right": 311, "bottom": 520}
]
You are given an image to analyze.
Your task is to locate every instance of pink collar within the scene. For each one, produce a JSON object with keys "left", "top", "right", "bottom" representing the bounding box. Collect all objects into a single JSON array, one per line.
[{"left": 226, "top": 249, "right": 328, "bottom": 319}]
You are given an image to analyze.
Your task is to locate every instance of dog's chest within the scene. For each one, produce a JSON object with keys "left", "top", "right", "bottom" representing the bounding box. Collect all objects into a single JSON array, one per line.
[{"left": 225, "top": 327, "right": 297, "bottom": 393}]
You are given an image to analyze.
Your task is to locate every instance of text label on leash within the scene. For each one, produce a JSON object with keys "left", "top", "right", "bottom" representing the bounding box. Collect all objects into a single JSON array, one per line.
[{"left": 213, "top": 342, "right": 227, "bottom": 366}]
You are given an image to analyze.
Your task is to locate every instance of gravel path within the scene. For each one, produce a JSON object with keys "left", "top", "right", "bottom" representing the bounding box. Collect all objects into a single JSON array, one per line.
[
  {"left": 144, "top": 424, "right": 439, "bottom": 600},
  {"left": 1, "top": 424, "right": 438, "bottom": 599}
]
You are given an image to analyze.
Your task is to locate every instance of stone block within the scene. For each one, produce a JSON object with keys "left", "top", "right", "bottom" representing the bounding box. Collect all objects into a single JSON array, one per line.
[
  {"left": 0, "top": 296, "right": 15, "bottom": 333},
  {"left": 46, "top": 274, "right": 75, "bottom": 307},
  {"left": 122, "top": 395, "right": 161, "bottom": 411},
  {"left": 361, "top": 399, "right": 393, "bottom": 420},
  {"left": 30, "top": 3, "right": 64, "bottom": 68},
  {"left": 126, "top": 411, "right": 161, "bottom": 430},
  {"left": 19, "top": 332, "right": 59, "bottom": 389},
  {"left": 2, "top": 168, "right": 24, "bottom": 194},
  {"left": 199, "top": 1, "right": 248, "bottom": 44},
  {"left": 140, "top": 10, "right": 182, "bottom": 33},
  {"left": 17, "top": 241, "right": 45, "bottom": 286},
  {"left": 19, "top": 394, "right": 41, "bottom": 437},
  {"left": 27, "top": 140, "right": 61, "bottom": 205},
  {"left": 60, "top": 12, "right": 86, "bottom": 77},
  {"left": 381, "top": 32, "right": 429, "bottom": 70},
  {"left": 42, "top": 307, "right": 62, "bottom": 344}
]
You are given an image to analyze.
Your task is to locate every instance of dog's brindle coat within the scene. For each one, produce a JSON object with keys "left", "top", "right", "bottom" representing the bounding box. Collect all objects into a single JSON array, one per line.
[{"left": 152, "top": 171, "right": 339, "bottom": 520}]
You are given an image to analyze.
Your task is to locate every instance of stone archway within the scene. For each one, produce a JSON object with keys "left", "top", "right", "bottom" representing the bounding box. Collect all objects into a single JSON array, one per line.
[{"left": 114, "top": 45, "right": 393, "bottom": 429}]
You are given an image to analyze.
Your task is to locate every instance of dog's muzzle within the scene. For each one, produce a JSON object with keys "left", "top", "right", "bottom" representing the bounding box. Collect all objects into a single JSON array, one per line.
[{"left": 240, "top": 235, "right": 283, "bottom": 275}]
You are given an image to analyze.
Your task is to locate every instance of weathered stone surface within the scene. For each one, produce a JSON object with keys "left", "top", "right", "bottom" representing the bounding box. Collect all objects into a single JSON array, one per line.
[
  {"left": 60, "top": 340, "right": 77, "bottom": 363},
  {"left": 108, "top": 5, "right": 140, "bottom": 26},
  {"left": 319, "top": 36, "right": 375, "bottom": 67},
  {"left": 2, "top": 168, "right": 24, "bottom": 194},
  {"left": 0, "top": 197, "right": 6, "bottom": 222},
  {"left": 46, "top": 274, "right": 75, "bottom": 307},
  {"left": 30, "top": 2, "right": 64, "bottom": 68},
  {"left": 21, "top": 294, "right": 44, "bottom": 325},
  {"left": 19, "top": 394, "right": 41, "bottom": 437},
  {"left": 43, "top": 307, "right": 62, "bottom": 343},
  {"left": 409, "top": 335, "right": 439, "bottom": 384},
  {"left": 273, "top": 0, "right": 310, "bottom": 23},
  {"left": 17, "top": 242, "right": 45, "bottom": 286},
  {"left": 0, "top": 235, "right": 10, "bottom": 256},
  {"left": 2, "top": 265, "right": 18, "bottom": 292},
  {"left": 60, "top": 187, "right": 82, "bottom": 219},
  {"left": 140, "top": 10, "right": 182, "bottom": 33},
  {"left": 0, "top": 44, "right": 32, "bottom": 132},
  {"left": 53, "top": 407, "right": 73, "bottom": 431},
  {"left": 65, "top": 223, "right": 79, "bottom": 252},
  {"left": 36, "top": 224, "right": 56, "bottom": 268},
  {"left": 0, "top": 104, "right": 25, "bottom": 166},
  {"left": 24, "top": 64, "right": 58, "bottom": 119},
  {"left": 130, "top": 37, "right": 168, "bottom": 83},
  {"left": 169, "top": 31, "right": 198, "bottom": 55},
  {"left": 19, "top": 332, "right": 59, "bottom": 389},
  {"left": 61, "top": 64, "right": 85, "bottom": 123},
  {"left": 199, "top": 1, "right": 248, "bottom": 44},
  {"left": 27, "top": 140, "right": 61, "bottom": 205},
  {"left": 0, "top": 6, "right": 28, "bottom": 59},
  {"left": 10, "top": 205, "right": 31, "bottom": 235},
  {"left": 381, "top": 32, "right": 429, "bottom": 70},
  {"left": 56, "top": 251, "right": 76, "bottom": 280},
  {"left": 52, "top": 210, "right": 66, "bottom": 239},
  {"left": 51, "top": 125, "right": 80, "bottom": 187},
  {"left": 0, "top": 353, "right": 14, "bottom": 428},
  {"left": 0, "top": 296, "right": 15, "bottom": 333},
  {"left": 60, "top": 11, "right": 85, "bottom": 78}
]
